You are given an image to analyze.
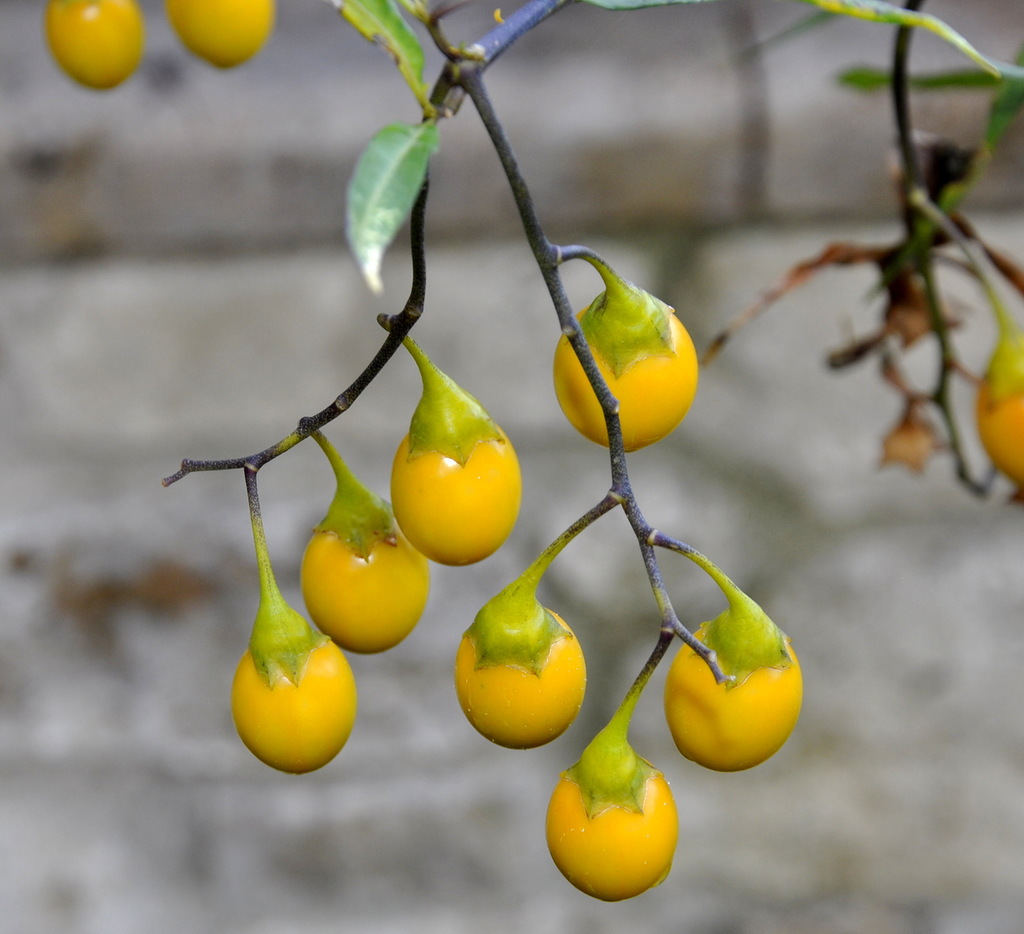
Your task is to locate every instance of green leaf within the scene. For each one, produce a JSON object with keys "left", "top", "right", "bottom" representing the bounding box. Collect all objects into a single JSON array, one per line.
[
  {"left": 347, "top": 122, "right": 439, "bottom": 293},
  {"left": 790, "top": 1, "right": 1024, "bottom": 85},
  {"left": 582, "top": 0, "right": 720, "bottom": 11},
  {"left": 393, "top": 0, "right": 430, "bottom": 21},
  {"left": 838, "top": 66, "right": 1000, "bottom": 92},
  {"left": 986, "top": 43, "right": 1024, "bottom": 149},
  {"left": 327, "top": 0, "right": 432, "bottom": 113},
  {"left": 837, "top": 66, "right": 892, "bottom": 90}
]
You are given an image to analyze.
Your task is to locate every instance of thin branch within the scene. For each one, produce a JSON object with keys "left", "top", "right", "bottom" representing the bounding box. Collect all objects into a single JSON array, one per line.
[
  {"left": 886, "top": 0, "right": 988, "bottom": 495},
  {"left": 465, "top": 0, "right": 578, "bottom": 66},
  {"left": 162, "top": 178, "right": 433, "bottom": 487},
  {"left": 458, "top": 64, "right": 632, "bottom": 484},
  {"left": 165, "top": 0, "right": 747, "bottom": 693},
  {"left": 892, "top": 0, "right": 925, "bottom": 207},
  {"left": 458, "top": 62, "right": 722, "bottom": 683}
]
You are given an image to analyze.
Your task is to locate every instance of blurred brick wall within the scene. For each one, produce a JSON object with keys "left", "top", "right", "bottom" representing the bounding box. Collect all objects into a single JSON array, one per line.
[{"left": 2, "top": 1, "right": 1024, "bottom": 932}]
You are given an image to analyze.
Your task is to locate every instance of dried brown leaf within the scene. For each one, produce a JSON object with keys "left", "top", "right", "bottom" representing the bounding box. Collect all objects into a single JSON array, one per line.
[
  {"left": 879, "top": 403, "right": 942, "bottom": 473},
  {"left": 702, "top": 241, "right": 893, "bottom": 366},
  {"left": 827, "top": 330, "right": 886, "bottom": 369},
  {"left": 884, "top": 272, "right": 932, "bottom": 347}
]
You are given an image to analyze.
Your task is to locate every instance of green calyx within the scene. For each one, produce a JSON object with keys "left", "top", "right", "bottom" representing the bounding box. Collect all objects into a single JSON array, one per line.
[
  {"left": 682, "top": 547, "right": 791, "bottom": 684},
  {"left": 403, "top": 337, "right": 504, "bottom": 464},
  {"left": 984, "top": 323, "right": 1024, "bottom": 402},
  {"left": 311, "top": 431, "right": 396, "bottom": 560},
  {"left": 465, "top": 575, "right": 569, "bottom": 675},
  {"left": 565, "top": 641, "right": 659, "bottom": 819},
  {"left": 699, "top": 595, "right": 790, "bottom": 686},
  {"left": 249, "top": 585, "right": 327, "bottom": 688},
  {"left": 579, "top": 260, "right": 676, "bottom": 379},
  {"left": 565, "top": 716, "right": 656, "bottom": 819},
  {"left": 695, "top": 564, "right": 791, "bottom": 685}
]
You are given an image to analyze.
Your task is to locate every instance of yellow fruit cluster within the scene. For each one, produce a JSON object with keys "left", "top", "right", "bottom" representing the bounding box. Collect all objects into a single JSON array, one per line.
[
  {"left": 44, "top": 0, "right": 275, "bottom": 90},
  {"left": 225, "top": 286, "right": 802, "bottom": 903}
]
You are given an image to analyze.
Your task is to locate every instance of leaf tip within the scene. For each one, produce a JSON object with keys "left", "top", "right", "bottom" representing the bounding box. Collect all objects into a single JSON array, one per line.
[{"left": 364, "top": 262, "right": 384, "bottom": 295}]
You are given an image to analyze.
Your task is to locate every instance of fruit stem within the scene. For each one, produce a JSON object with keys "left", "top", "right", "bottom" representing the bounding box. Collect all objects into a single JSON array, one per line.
[
  {"left": 608, "top": 629, "right": 674, "bottom": 743},
  {"left": 244, "top": 466, "right": 320, "bottom": 685},
  {"left": 670, "top": 542, "right": 746, "bottom": 613},
  {"left": 246, "top": 465, "right": 283, "bottom": 616},
  {"left": 520, "top": 491, "right": 621, "bottom": 588},
  {"left": 469, "top": 493, "right": 621, "bottom": 672},
  {"left": 310, "top": 429, "right": 359, "bottom": 496},
  {"left": 568, "top": 631, "right": 670, "bottom": 815},
  {"left": 567, "top": 246, "right": 630, "bottom": 298}
]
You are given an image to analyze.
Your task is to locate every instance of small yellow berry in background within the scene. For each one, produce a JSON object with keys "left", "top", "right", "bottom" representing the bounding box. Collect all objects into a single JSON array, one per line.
[
  {"left": 165, "top": 0, "right": 275, "bottom": 69},
  {"left": 45, "top": 0, "right": 145, "bottom": 90}
]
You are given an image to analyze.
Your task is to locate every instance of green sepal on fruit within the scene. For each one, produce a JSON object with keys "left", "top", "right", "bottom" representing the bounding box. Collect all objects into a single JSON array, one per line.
[
  {"left": 700, "top": 591, "right": 791, "bottom": 686},
  {"left": 553, "top": 253, "right": 699, "bottom": 451},
  {"left": 982, "top": 320, "right": 1024, "bottom": 404},
  {"left": 403, "top": 336, "right": 504, "bottom": 463},
  {"left": 566, "top": 711, "right": 656, "bottom": 819},
  {"left": 246, "top": 498, "right": 328, "bottom": 687},
  {"left": 464, "top": 574, "right": 570, "bottom": 675},
  {"left": 310, "top": 431, "right": 397, "bottom": 560},
  {"left": 391, "top": 336, "right": 521, "bottom": 566},
  {"left": 248, "top": 572, "right": 329, "bottom": 689},
  {"left": 547, "top": 711, "right": 678, "bottom": 900},
  {"left": 975, "top": 300, "right": 1024, "bottom": 491},
  {"left": 301, "top": 429, "right": 430, "bottom": 654},
  {"left": 453, "top": 517, "right": 587, "bottom": 748},
  {"left": 234, "top": 504, "right": 358, "bottom": 773},
  {"left": 665, "top": 551, "right": 801, "bottom": 771},
  {"left": 578, "top": 263, "right": 678, "bottom": 378},
  {"left": 690, "top": 554, "right": 792, "bottom": 685}
]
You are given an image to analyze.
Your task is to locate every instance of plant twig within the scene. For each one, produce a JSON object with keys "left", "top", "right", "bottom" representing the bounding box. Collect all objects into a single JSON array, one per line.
[
  {"left": 888, "top": 0, "right": 987, "bottom": 494},
  {"left": 458, "top": 63, "right": 724, "bottom": 683},
  {"left": 162, "top": 178, "right": 433, "bottom": 487}
]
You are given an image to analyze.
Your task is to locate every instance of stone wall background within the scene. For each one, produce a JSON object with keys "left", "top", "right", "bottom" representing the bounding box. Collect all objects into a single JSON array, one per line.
[{"left": 2, "top": 0, "right": 1024, "bottom": 932}]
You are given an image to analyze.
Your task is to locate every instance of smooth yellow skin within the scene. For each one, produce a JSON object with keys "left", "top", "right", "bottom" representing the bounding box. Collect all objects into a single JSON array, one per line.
[
  {"left": 45, "top": 0, "right": 144, "bottom": 90},
  {"left": 664, "top": 630, "right": 802, "bottom": 772},
  {"left": 390, "top": 433, "right": 521, "bottom": 566},
  {"left": 553, "top": 313, "right": 699, "bottom": 452},
  {"left": 231, "top": 640, "right": 357, "bottom": 774},
  {"left": 546, "top": 771, "right": 678, "bottom": 901},
  {"left": 454, "top": 612, "right": 586, "bottom": 749},
  {"left": 165, "top": 0, "right": 274, "bottom": 68},
  {"left": 301, "top": 528, "right": 430, "bottom": 654},
  {"left": 976, "top": 380, "right": 1024, "bottom": 489}
]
